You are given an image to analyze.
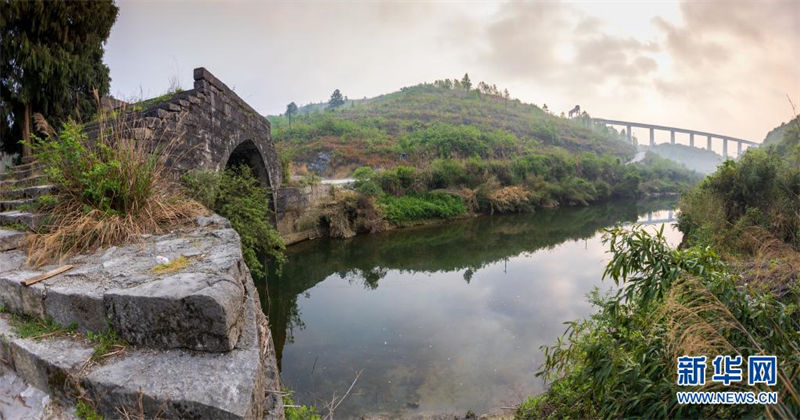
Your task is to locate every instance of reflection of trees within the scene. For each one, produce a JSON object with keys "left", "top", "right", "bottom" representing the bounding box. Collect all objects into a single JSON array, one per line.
[{"left": 258, "top": 197, "right": 676, "bottom": 369}]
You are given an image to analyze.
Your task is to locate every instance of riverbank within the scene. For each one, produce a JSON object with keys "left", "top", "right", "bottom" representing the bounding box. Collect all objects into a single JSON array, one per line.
[
  {"left": 277, "top": 180, "right": 682, "bottom": 247},
  {"left": 518, "top": 135, "right": 800, "bottom": 418},
  {"left": 264, "top": 198, "right": 680, "bottom": 417}
]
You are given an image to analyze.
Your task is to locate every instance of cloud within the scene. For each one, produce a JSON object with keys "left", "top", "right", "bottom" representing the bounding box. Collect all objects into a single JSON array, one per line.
[
  {"left": 478, "top": 2, "right": 662, "bottom": 101},
  {"left": 105, "top": 0, "right": 799, "bottom": 141}
]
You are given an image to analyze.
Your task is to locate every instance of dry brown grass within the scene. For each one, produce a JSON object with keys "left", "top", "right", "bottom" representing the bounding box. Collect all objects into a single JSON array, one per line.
[
  {"left": 25, "top": 102, "right": 206, "bottom": 267},
  {"left": 731, "top": 226, "right": 799, "bottom": 297},
  {"left": 662, "top": 276, "right": 800, "bottom": 417},
  {"left": 318, "top": 189, "right": 385, "bottom": 238},
  {"left": 487, "top": 185, "right": 532, "bottom": 214}
]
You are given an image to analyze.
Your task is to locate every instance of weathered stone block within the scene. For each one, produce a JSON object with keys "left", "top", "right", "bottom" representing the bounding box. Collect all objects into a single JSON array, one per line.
[
  {"left": 44, "top": 288, "right": 107, "bottom": 333},
  {"left": 105, "top": 272, "right": 245, "bottom": 352},
  {"left": 9, "top": 335, "right": 93, "bottom": 399},
  {"left": 0, "top": 229, "right": 25, "bottom": 252}
]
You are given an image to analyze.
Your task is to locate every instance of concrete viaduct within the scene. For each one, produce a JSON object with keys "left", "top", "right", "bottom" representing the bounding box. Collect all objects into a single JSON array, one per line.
[{"left": 593, "top": 118, "right": 760, "bottom": 158}]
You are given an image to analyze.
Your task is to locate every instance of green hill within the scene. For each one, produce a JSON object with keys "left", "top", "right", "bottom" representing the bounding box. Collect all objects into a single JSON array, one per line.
[
  {"left": 269, "top": 82, "right": 636, "bottom": 177},
  {"left": 639, "top": 143, "right": 723, "bottom": 174},
  {"left": 763, "top": 115, "right": 800, "bottom": 157}
]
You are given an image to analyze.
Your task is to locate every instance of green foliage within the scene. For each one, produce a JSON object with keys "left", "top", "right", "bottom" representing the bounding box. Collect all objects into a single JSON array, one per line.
[
  {"left": 680, "top": 147, "right": 800, "bottom": 249},
  {"left": 75, "top": 399, "right": 104, "bottom": 420},
  {"left": 1, "top": 221, "right": 29, "bottom": 231},
  {"left": 286, "top": 102, "right": 299, "bottom": 117},
  {"left": 0, "top": 0, "right": 119, "bottom": 154},
  {"left": 328, "top": 89, "right": 345, "bottom": 110},
  {"left": 525, "top": 226, "right": 800, "bottom": 419},
  {"left": 270, "top": 81, "right": 637, "bottom": 170},
  {"left": 380, "top": 192, "right": 467, "bottom": 223},
  {"left": 283, "top": 389, "right": 321, "bottom": 420},
  {"left": 183, "top": 166, "right": 286, "bottom": 278},
  {"left": 9, "top": 313, "right": 77, "bottom": 340},
  {"left": 87, "top": 327, "right": 126, "bottom": 361},
  {"left": 352, "top": 166, "right": 383, "bottom": 196},
  {"left": 30, "top": 122, "right": 157, "bottom": 216}
]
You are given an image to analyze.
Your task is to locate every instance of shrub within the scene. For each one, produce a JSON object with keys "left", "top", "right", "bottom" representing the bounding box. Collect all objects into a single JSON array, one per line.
[
  {"left": 183, "top": 166, "right": 286, "bottom": 278},
  {"left": 523, "top": 226, "right": 800, "bottom": 419},
  {"left": 318, "top": 189, "right": 385, "bottom": 238},
  {"left": 352, "top": 166, "right": 383, "bottom": 196},
  {"left": 380, "top": 192, "right": 466, "bottom": 223},
  {"left": 679, "top": 147, "right": 800, "bottom": 251},
  {"left": 25, "top": 116, "right": 203, "bottom": 266}
]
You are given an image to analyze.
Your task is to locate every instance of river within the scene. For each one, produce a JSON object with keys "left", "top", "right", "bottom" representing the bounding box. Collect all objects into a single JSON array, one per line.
[{"left": 258, "top": 198, "right": 683, "bottom": 417}]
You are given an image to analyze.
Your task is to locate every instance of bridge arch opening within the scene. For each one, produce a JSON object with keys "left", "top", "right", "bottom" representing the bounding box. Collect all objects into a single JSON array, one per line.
[{"left": 225, "top": 140, "right": 271, "bottom": 189}]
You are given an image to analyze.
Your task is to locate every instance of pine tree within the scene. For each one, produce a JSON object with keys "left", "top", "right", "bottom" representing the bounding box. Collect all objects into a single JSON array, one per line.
[
  {"left": 1, "top": 0, "right": 119, "bottom": 156},
  {"left": 328, "top": 89, "right": 345, "bottom": 110},
  {"left": 461, "top": 73, "right": 472, "bottom": 93}
]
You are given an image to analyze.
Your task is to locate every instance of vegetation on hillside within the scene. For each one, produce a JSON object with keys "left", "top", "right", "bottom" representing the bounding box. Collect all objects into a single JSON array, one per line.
[
  {"left": 271, "top": 80, "right": 701, "bottom": 231},
  {"left": 518, "top": 117, "right": 800, "bottom": 418},
  {"left": 271, "top": 81, "right": 638, "bottom": 177},
  {"left": 345, "top": 151, "right": 697, "bottom": 224}
]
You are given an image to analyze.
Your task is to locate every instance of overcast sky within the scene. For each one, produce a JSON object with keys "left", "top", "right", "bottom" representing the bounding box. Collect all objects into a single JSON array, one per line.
[{"left": 105, "top": 0, "right": 799, "bottom": 142}]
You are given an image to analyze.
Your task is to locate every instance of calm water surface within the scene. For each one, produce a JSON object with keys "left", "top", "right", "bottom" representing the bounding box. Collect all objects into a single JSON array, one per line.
[{"left": 258, "top": 199, "right": 682, "bottom": 417}]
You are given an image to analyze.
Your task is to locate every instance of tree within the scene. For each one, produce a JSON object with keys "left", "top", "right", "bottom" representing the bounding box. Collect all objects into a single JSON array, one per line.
[
  {"left": 285, "top": 102, "right": 298, "bottom": 117},
  {"left": 1, "top": 1, "right": 119, "bottom": 157},
  {"left": 285, "top": 102, "right": 298, "bottom": 127},
  {"left": 461, "top": 73, "right": 472, "bottom": 93},
  {"left": 327, "top": 89, "right": 345, "bottom": 110}
]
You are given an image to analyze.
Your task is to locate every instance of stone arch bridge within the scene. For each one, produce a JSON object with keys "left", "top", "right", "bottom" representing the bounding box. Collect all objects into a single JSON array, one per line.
[{"left": 100, "top": 67, "right": 282, "bottom": 215}]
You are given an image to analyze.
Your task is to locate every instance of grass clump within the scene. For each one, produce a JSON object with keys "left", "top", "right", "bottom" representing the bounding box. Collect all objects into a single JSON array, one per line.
[
  {"left": 151, "top": 255, "right": 190, "bottom": 274},
  {"left": 183, "top": 165, "right": 286, "bottom": 278},
  {"left": 283, "top": 388, "right": 321, "bottom": 420},
  {"left": 24, "top": 113, "right": 203, "bottom": 267},
  {"left": 1, "top": 221, "right": 29, "bottom": 231},
  {"left": 75, "top": 399, "right": 104, "bottom": 420},
  {"left": 9, "top": 313, "right": 77, "bottom": 340},
  {"left": 87, "top": 327, "right": 126, "bottom": 361},
  {"left": 380, "top": 192, "right": 466, "bottom": 224}
]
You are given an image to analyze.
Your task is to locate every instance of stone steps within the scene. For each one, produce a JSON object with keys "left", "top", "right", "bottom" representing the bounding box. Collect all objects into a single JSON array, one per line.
[
  {"left": 0, "top": 220, "right": 245, "bottom": 350},
  {"left": 0, "top": 262, "right": 281, "bottom": 419},
  {"left": 0, "top": 210, "right": 44, "bottom": 229},
  {"left": 1, "top": 162, "right": 44, "bottom": 182},
  {"left": 0, "top": 229, "right": 26, "bottom": 251},
  {"left": 0, "top": 198, "right": 36, "bottom": 212},
  {"left": 0, "top": 174, "right": 46, "bottom": 190},
  {"left": 1, "top": 185, "right": 56, "bottom": 200}
]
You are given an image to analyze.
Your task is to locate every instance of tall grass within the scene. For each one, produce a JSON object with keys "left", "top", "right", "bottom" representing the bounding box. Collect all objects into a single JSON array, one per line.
[
  {"left": 25, "top": 108, "right": 203, "bottom": 266},
  {"left": 518, "top": 226, "right": 799, "bottom": 419}
]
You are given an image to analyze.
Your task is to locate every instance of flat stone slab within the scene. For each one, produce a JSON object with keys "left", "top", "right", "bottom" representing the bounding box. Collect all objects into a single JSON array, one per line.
[
  {"left": 0, "top": 228, "right": 26, "bottom": 251},
  {"left": 0, "top": 210, "right": 43, "bottom": 229},
  {"left": 0, "top": 217, "right": 247, "bottom": 352}
]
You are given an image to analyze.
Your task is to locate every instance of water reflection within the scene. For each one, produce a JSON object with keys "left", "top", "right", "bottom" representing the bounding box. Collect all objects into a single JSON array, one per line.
[{"left": 258, "top": 198, "right": 681, "bottom": 417}]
